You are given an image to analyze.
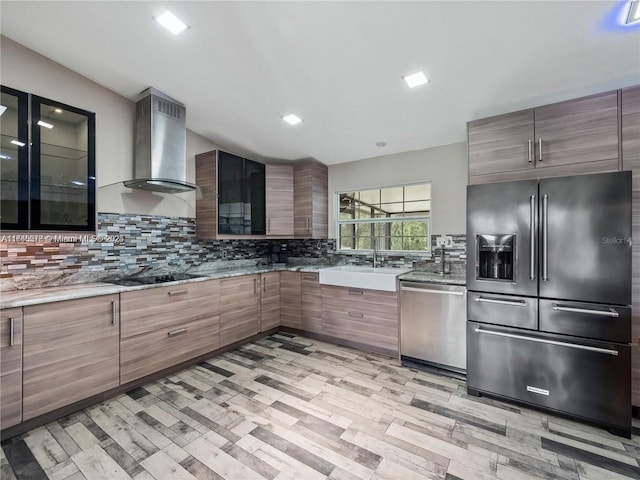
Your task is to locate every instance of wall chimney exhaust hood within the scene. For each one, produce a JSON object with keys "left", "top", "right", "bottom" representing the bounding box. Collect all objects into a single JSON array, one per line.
[{"left": 124, "top": 87, "right": 197, "bottom": 194}]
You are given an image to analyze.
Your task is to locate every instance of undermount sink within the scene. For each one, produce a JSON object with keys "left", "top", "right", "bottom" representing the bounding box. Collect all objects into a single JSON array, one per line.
[{"left": 319, "top": 265, "right": 412, "bottom": 292}]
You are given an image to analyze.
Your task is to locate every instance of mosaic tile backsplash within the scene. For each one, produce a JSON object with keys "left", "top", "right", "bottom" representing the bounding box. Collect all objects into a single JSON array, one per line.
[{"left": 0, "top": 212, "right": 466, "bottom": 289}]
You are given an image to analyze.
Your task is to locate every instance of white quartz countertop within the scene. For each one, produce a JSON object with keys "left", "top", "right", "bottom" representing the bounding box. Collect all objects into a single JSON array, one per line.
[{"left": 0, "top": 264, "right": 331, "bottom": 309}]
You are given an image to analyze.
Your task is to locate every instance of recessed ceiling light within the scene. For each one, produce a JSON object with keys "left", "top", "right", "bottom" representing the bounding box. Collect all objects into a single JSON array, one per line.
[
  {"left": 403, "top": 70, "right": 430, "bottom": 89},
  {"left": 54, "top": 108, "right": 63, "bottom": 113},
  {"left": 155, "top": 10, "right": 190, "bottom": 36},
  {"left": 10, "top": 139, "right": 26, "bottom": 147},
  {"left": 37, "top": 120, "right": 54, "bottom": 129},
  {"left": 627, "top": 1, "right": 640, "bottom": 24},
  {"left": 376, "top": 142, "right": 387, "bottom": 147},
  {"left": 282, "top": 114, "right": 303, "bottom": 125}
]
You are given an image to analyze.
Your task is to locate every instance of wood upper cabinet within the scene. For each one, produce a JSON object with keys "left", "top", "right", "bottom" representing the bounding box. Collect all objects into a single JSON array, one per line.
[
  {"left": 468, "top": 89, "right": 621, "bottom": 184},
  {"left": 260, "top": 272, "right": 281, "bottom": 332},
  {"left": 321, "top": 285, "right": 399, "bottom": 355},
  {"left": 1, "top": 308, "right": 23, "bottom": 429},
  {"left": 195, "top": 150, "right": 218, "bottom": 240},
  {"left": 220, "top": 275, "right": 260, "bottom": 346},
  {"left": 294, "top": 160, "right": 328, "bottom": 239},
  {"left": 621, "top": 84, "right": 640, "bottom": 407},
  {"left": 468, "top": 109, "right": 535, "bottom": 176},
  {"left": 534, "top": 91, "right": 619, "bottom": 169},
  {"left": 301, "top": 272, "right": 322, "bottom": 333},
  {"left": 22, "top": 295, "right": 120, "bottom": 421},
  {"left": 280, "top": 271, "right": 301, "bottom": 328},
  {"left": 266, "top": 164, "right": 294, "bottom": 236}
]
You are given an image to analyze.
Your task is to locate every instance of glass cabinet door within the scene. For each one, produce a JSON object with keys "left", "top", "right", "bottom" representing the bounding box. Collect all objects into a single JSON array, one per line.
[
  {"left": 0, "top": 86, "right": 29, "bottom": 230},
  {"left": 31, "top": 95, "right": 95, "bottom": 231},
  {"left": 218, "top": 151, "right": 245, "bottom": 235},
  {"left": 244, "top": 159, "right": 265, "bottom": 235}
]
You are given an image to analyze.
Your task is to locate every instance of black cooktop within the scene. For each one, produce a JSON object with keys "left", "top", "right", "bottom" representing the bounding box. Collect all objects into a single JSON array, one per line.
[{"left": 106, "top": 273, "right": 203, "bottom": 287}]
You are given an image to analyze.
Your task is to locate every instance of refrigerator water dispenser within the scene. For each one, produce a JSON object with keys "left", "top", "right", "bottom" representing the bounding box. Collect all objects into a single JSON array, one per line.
[{"left": 476, "top": 234, "right": 515, "bottom": 281}]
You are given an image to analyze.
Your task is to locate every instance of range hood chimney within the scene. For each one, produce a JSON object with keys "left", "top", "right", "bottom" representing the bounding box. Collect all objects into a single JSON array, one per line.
[{"left": 124, "top": 87, "right": 196, "bottom": 194}]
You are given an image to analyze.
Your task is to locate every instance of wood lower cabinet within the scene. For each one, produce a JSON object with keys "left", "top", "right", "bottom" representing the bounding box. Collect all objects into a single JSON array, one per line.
[
  {"left": 1, "top": 308, "right": 23, "bottom": 429},
  {"left": 294, "top": 160, "right": 328, "bottom": 238},
  {"left": 621, "top": 85, "right": 640, "bottom": 408},
  {"left": 280, "top": 271, "right": 302, "bottom": 328},
  {"left": 321, "top": 285, "right": 399, "bottom": 355},
  {"left": 301, "top": 273, "right": 322, "bottom": 333},
  {"left": 120, "top": 280, "right": 220, "bottom": 339},
  {"left": 22, "top": 295, "right": 120, "bottom": 421},
  {"left": 220, "top": 275, "right": 260, "bottom": 346},
  {"left": 468, "top": 89, "right": 621, "bottom": 185},
  {"left": 260, "top": 272, "right": 281, "bottom": 331},
  {"left": 266, "top": 165, "right": 294, "bottom": 236},
  {"left": 121, "top": 315, "right": 220, "bottom": 384}
]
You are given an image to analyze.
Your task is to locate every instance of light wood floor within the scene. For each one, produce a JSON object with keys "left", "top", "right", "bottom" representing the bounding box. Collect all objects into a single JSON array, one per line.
[{"left": 2, "top": 333, "right": 640, "bottom": 480}]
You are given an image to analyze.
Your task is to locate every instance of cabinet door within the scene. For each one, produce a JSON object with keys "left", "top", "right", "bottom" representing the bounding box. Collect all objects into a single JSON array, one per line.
[
  {"left": 260, "top": 272, "right": 281, "bottom": 332},
  {"left": 220, "top": 275, "right": 259, "bottom": 346},
  {"left": 468, "top": 109, "right": 535, "bottom": 176},
  {"left": 294, "top": 160, "right": 328, "bottom": 239},
  {"left": 265, "top": 164, "right": 294, "bottom": 236},
  {"left": 195, "top": 151, "right": 218, "bottom": 239},
  {"left": 245, "top": 159, "right": 266, "bottom": 235},
  {"left": 31, "top": 95, "right": 96, "bottom": 231},
  {"left": 534, "top": 91, "right": 619, "bottom": 169},
  {"left": 280, "top": 271, "right": 301, "bottom": 328},
  {"left": 1, "top": 308, "right": 23, "bottom": 429},
  {"left": 301, "top": 273, "right": 321, "bottom": 333},
  {"left": 23, "top": 295, "right": 120, "bottom": 420},
  {"left": 218, "top": 151, "right": 245, "bottom": 235}
]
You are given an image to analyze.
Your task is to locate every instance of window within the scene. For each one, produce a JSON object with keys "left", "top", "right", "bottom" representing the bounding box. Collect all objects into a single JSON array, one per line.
[{"left": 337, "top": 183, "right": 431, "bottom": 252}]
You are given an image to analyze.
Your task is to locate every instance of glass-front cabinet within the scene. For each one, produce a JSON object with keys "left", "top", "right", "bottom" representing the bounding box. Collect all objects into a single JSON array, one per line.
[{"left": 0, "top": 86, "right": 96, "bottom": 231}]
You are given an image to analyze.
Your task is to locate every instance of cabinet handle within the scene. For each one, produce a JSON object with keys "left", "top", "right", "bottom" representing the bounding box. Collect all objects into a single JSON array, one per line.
[
  {"left": 347, "top": 289, "right": 364, "bottom": 295},
  {"left": 168, "top": 327, "right": 188, "bottom": 337},
  {"left": 552, "top": 304, "right": 619, "bottom": 318},
  {"left": 168, "top": 289, "right": 188, "bottom": 296},
  {"left": 530, "top": 194, "right": 536, "bottom": 281},
  {"left": 263, "top": 277, "right": 267, "bottom": 292},
  {"left": 306, "top": 217, "right": 310, "bottom": 233},
  {"left": 542, "top": 194, "right": 549, "bottom": 282},
  {"left": 254, "top": 278, "right": 257, "bottom": 295},
  {"left": 267, "top": 218, "right": 271, "bottom": 233},
  {"left": 401, "top": 286, "right": 464, "bottom": 296},
  {"left": 538, "top": 137, "right": 543, "bottom": 162},
  {"left": 9, "top": 317, "right": 15, "bottom": 346},
  {"left": 475, "top": 296, "right": 526, "bottom": 307},
  {"left": 527, "top": 139, "right": 532, "bottom": 163},
  {"left": 348, "top": 311, "right": 364, "bottom": 318},
  {"left": 111, "top": 301, "right": 117, "bottom": 325}
]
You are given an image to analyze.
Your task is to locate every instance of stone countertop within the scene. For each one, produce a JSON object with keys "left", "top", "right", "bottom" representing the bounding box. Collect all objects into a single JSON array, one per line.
[
  {"left": 0, "top": 264, "right": 334, "bottom": 309},
  {"left": 398, "top": 271, "right": 467, "bottom": 286}
]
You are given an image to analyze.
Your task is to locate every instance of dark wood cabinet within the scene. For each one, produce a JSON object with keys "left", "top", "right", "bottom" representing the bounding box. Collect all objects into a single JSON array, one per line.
[{"left": 468, "top": 90, "right": 620, "bottom": 185}]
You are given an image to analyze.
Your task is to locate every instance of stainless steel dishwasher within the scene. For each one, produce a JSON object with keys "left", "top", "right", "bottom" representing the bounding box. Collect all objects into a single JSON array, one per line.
[{"left": 400, "top": 281, "right": 467, "bottom": 374}]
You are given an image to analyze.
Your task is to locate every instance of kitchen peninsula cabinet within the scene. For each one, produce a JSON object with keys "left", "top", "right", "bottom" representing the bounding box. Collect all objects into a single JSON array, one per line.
[
  {"left": 621, "top": 84, "right": 640, "bottom": 408},
  {"left": 265, "top": 164, "right": 294, "bottom": 236},
  {"left": 301, "top": 273, "right": 322, "bottom": 333},
  {"left": 220, "top": 275, "right": 260, "bottom": 346},
  {"left": 1, "top": 308, "right": 23, "bottom": 428},
  {"left": 120, "top": 280, "right": 221, "bottom": 384},
  {"left": 280, "top": 271, "right": 302, "bottom": 328},
  {"left": 22, "top": 295, "right": 119, "bottom": 420},
  {"left": 260, "top": 272, "right": 281, "bottom": 331},
  {"left": 321, "top": 285, "right": 399, "bottom": 356},
  {"left": 294, "top": 160, "right": 328, "bottom": 238},
  {"left": 468, "top": 90, "right": 620, "bottom": 185}
]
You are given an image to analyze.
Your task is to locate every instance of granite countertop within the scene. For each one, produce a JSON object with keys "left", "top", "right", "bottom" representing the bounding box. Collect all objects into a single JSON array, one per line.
[
  {"left": 0, "top": 264, "right": 333, "bottom": 309},
  {"left": 398, "top": 271, "right": 467, "bottom": 286}
]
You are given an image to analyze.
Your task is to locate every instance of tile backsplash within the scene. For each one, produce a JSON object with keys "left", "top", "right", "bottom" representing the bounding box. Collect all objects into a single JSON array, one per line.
[{"left": 0, "top": 212, "right": 466, "bottom": 289}]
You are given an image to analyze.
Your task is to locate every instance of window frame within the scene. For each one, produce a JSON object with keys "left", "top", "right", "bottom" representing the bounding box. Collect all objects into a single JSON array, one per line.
[{"left": 335, "top": 181, "right": 432, "bottom": 254}]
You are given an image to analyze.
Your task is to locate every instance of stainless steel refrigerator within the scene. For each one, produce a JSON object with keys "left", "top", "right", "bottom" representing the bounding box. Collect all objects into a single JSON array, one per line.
[{"left": 466, "top": 171, "right": 632, "bottom": 437}]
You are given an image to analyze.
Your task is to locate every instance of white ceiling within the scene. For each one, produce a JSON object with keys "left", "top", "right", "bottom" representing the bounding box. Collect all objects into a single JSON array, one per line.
[{"left": 1, "top": 1, "right": 639, "bottom": 165}]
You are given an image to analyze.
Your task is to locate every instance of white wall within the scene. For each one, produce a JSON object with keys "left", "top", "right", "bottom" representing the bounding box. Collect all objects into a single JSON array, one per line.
[
  {"left": 1, "top": 36, "right": 219, "bottom": 218},
  {"left": 328, "top": 142, "right": 468, "bottom": 238}
]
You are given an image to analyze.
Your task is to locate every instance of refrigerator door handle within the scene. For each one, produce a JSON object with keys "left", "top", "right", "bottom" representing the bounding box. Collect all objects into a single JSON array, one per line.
[
  {"left": 530, "top": 195, "right": 536, "bottom": 280},
  {"left": 542, "top": 194, "right": 549, "bottom": 282},
  {"left": 474, "top": 327, "right": 619, "bottom": 356},
  {"left": 474, "top": 296, "right": 526, "bottom": 307},
  {"left": 552, "top": 304, "right": 620, "bottom": 318}
]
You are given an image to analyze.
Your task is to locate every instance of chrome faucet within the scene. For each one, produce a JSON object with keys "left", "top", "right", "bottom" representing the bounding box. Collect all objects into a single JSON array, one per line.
[{"left": 372, "top": 237, "right": 379, "bottom": 268}]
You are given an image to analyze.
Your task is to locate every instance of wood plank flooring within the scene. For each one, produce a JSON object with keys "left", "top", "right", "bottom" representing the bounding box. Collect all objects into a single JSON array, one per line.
[{"left": 2, "top": 333, "right": 640, "bottom": 479}]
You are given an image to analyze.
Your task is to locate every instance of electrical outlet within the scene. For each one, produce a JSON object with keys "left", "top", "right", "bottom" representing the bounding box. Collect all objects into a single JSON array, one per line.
[
  {"left": 221, "top": 250, "right": 227, "bottom": 259},
  {"left": 436, "top": 235, "right": 453, "bottom": 248}
]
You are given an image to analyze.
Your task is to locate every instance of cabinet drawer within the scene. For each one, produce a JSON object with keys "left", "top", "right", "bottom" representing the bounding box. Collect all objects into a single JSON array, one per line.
[
  {"left": 322, "top": 306, "right": 398, "bottom": 352},
  {"left": 121, "top": 280, "right": 220, "bottom": 338},
  {"left": 1, "top": 308, "right": 23, "bottom": 429},
  {"left": 321, "top": 285, "right": 398, "bottom": 314},
  {"left": 121, "top": 315, "right": 220, "bottom": 384},
  {"left": 467, "top": 322, "right": 631, "bottom": 432},
  {"left": 467, "top": 292, "right": 538, "bottom": 330}
]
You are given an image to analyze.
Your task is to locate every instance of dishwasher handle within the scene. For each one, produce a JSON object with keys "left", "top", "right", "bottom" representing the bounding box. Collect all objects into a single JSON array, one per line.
[{"left": 400, "top": 286, "right": 465, "bottom": 296}]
